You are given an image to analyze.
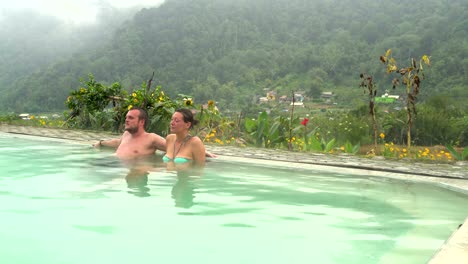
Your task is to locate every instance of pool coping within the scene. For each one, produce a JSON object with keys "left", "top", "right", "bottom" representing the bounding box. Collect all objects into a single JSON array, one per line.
[{"left": 1, "top": 124, "right": 467, "bottom": 263}]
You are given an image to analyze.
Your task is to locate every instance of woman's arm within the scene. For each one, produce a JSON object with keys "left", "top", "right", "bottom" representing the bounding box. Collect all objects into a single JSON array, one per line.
[{"left": 191, "top": 137, "right": 206, "bottom": 166}]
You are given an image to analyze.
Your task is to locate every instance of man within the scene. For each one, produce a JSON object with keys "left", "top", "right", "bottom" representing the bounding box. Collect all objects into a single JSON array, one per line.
[{"left": 94, "top": 107, "right": 168, "bottom": 159}]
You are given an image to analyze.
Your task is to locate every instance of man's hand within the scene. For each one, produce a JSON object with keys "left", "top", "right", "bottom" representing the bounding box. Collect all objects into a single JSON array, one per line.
[{"left": 93, "top": 140, "right": 104, "bottom": 148}]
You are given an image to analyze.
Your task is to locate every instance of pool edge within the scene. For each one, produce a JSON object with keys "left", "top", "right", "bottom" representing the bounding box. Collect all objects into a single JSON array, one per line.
[{"left": 428, "top": 217, "right": 468, "bottom": 264}]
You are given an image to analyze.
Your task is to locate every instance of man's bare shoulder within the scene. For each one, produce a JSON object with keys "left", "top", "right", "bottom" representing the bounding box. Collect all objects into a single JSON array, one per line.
[
  {"left": 147, "top": 132, "right": 165, "bottom": 140},
  {"left": 146, "top": 132, "right": 166, "bottom": 151},
  {"left": 121, "top": 131, "right": 131, "bottom": 138}
]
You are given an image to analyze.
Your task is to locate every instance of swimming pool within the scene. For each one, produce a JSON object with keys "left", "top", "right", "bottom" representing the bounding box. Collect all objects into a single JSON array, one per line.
[{"left": 0, "top": 133, "right": 466, "bottom": 264}]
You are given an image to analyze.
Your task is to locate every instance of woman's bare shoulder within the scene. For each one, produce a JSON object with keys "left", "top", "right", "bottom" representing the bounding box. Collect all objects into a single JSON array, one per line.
[
  {"left": 189, "top": 136, "right": 203, "bottom": 144},
  {"left": 165, "top": 133, "right": 176, "bottom": 141}
]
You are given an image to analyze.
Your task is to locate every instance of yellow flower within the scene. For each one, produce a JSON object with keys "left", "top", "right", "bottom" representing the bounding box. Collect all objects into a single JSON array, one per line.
[
  {"left": 133, "top": 99, "right": 138, "bottom": 103},
  {"left": 422, "top": 55, "right": 431, "bottom": 66},
  {"left": 128, "top": 105, "right": 133, "bottom": 110},
  {"left": 184, "top": 98, "right": 193, "bottom": 106},
  {"left": 208, "top": 100, "right": 215, "bottom": 107},
  {"left": 379, "top": 133, "right": 385, "bottom": 139},
  {"left": 132, "top": 93, "right": 137, "bottom": 97},
  {"left": 402, "top": 148, "right": 407, "bottom": 153},
  {"left": 340, "top": 146, "right": 345, "bottom": 151}
]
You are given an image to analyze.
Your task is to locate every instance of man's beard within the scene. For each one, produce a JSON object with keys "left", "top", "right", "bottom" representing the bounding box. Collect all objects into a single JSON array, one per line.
[{"left": 125, "top": 126, "right": 139, "bottom": 134}]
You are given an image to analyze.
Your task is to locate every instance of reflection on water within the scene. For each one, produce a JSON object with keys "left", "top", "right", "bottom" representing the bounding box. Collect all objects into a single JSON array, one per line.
[
  {"left": 171, "top": 173, "right": 196, "bottom": 208},
  {"left": 119, "top": 154, "right": 166, "bottom": 198},
  {"left": 125, "top": 169, "right": 150, "bottom": 197}
]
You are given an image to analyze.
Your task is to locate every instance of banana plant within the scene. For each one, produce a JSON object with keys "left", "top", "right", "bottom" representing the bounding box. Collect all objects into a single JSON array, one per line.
[
  {"left": 245, "top": 111, "right": 289, "bottom": 148},
  {"left": 343, "top": 141, "right": 361, "bottom": 154},
  {"left": 445, "top": 145, "right": 468, "bottom": 161}
]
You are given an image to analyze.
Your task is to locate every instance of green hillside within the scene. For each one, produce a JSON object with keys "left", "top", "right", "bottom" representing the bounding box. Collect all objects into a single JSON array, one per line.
[{"left": 0, "top": 0, "right": 466, "bottom": 112}]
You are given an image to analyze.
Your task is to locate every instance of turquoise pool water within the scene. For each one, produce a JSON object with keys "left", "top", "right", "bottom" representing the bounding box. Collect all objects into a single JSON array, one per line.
[{"left": 0, "top": 133, "right": 467, "bottom": 264}]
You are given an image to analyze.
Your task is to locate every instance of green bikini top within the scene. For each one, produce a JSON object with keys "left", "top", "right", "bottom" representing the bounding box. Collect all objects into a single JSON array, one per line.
[
  {"left": 164, "top": 135, "right": 193, "bottom": 164},
  {"left": 162, "top": 155, "right": 191, "bottom": 163}
]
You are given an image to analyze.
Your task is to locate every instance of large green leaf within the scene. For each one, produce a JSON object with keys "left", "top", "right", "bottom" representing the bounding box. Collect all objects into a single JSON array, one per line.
[{"left": 324, "top": 138, "right": 336, "bottom": 153}]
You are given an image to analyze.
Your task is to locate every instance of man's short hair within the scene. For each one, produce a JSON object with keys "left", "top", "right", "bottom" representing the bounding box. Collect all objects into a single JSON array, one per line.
[{"left": 130, "top": 107, "right": 148, "bottom": 128}]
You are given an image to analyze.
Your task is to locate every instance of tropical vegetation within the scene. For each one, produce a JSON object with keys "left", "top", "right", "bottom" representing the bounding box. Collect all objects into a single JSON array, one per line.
[{"left": 0, "top": 0, "right": 466, "bottom": 161}]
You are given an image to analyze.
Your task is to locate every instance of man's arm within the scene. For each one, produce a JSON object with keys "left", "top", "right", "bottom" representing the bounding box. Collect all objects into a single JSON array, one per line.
[
  {"left": 93, "top": 138, "right": 121, "bottom": 148},
  {"left": 152, "top": 133, "right": 167, "bottom": 152}
]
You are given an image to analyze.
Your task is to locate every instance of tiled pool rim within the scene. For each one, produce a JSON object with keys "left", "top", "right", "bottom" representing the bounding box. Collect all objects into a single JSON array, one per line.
[{"left": 1, "top": 124, "right": 467, "bottom": 264}]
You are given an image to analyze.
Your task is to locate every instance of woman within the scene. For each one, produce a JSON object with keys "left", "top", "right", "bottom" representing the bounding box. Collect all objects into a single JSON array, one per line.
[{"left": 163, "top": 108, "right": 206, "bottom": 168}]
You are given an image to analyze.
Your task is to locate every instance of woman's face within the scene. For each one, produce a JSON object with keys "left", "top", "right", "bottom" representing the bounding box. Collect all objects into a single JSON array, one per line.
[{"left": 170, "top": 112, "right": 190, "bottom": 133}]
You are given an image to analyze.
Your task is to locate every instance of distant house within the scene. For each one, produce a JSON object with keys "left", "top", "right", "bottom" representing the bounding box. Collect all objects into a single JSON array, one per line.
[
  {"left": 381, "top": 91, "right": 400, "bottom": 99},
  {"left": 320, "top": 91, "right": 334, "bottom": 99},
  {"left": 320, "top": 91, "right": 334, "bottom": 103},
  {"left": 266, "top": 91, "right": 276, "bottom": 101},
  {"left": 376, "top": 91, "right": 400, "bottom": 104},
  {"left": 279, "top": 95, "right": 288, "bottom": 103},
  {"left": 294, "top": 93, "right": 304, "bottom": 102},
  {"left": 19, "top": 113, "right": 30, "bottom": 120},
  {"left": 290, "top": 102, "right": 304, "bottom": 107}
]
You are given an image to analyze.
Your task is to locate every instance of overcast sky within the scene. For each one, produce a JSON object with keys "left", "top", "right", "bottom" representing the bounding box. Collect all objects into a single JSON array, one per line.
[{"left": 0, "top": 0, "right": 165, "bottom": 23}]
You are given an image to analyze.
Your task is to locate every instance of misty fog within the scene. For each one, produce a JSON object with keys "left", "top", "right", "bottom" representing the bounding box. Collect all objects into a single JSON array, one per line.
[{"left": 0, "top": 2, "right": 159, "bottom": 92}]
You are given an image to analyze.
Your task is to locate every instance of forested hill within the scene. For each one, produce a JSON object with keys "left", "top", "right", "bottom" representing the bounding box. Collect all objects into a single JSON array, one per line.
[{"left": 1, "top": 0, "right": 466, "bottom": 112}]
